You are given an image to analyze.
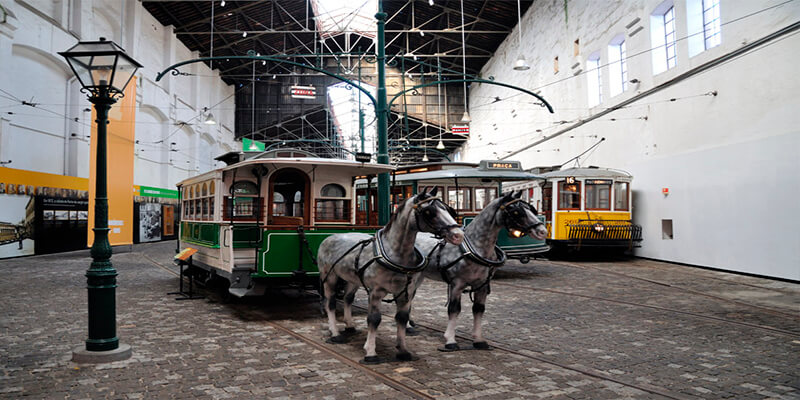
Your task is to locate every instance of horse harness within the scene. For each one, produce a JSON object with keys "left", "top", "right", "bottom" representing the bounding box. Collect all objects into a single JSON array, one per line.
[
  {"left": 324, "top": 196, "right": 454, "bottom": 303},
  {"left": 429, "top": 235, "right": 507, "bottom": 298},
  {"left": 428, "top": 198, "right": 539, "bottom": 298}
]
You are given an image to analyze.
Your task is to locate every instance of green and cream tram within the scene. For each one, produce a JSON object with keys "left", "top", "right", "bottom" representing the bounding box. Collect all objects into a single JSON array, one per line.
[
  {"left": 177, "top": 149, "right": 394, "bottom": 297},
  {"left": 356, "top": 160, "right": 550, "bottom": 262}
]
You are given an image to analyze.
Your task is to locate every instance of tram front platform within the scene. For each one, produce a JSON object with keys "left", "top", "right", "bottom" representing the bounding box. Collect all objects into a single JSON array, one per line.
[{"left": 0, "top": 240, "right": 797, "bottom": 399}]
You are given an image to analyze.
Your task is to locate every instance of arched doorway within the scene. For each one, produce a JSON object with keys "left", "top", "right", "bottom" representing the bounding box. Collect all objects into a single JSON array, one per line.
[{"left": 269, "top": 168, "right": 310, "bottom": 225}]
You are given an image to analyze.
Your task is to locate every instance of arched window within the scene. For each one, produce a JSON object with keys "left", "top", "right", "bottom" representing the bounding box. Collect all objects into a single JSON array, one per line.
[
  {"left": 209, "top": 181, "right": 215, "bottom": 195},
  {"left": 320, "top": 183, "right": 346, "bottom": 197},
  {"left": 202, "top": 183, "right": 208, "bottom": 196}
]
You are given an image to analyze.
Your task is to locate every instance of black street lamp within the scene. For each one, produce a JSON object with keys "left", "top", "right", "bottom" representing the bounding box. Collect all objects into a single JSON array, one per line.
[{"left": 59, "top": 37, "right": 141, "bottom": 363}]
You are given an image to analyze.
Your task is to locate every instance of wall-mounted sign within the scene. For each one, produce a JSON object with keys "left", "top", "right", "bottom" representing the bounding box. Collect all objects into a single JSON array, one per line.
[
  {"left": 479, "top": 160, "right": 522, "bottom": 171},
  {"left": 585, "top": 179, "right": 612, "bottom": 185},
  {"left": 355, "top": 152, "right": 372, "bottom": 163},
  {"left": 451, "top": 125, "right": 470, "bottom": 136},
  {"left": 290, "top": 85, "right": 316, "bottom": 99}
]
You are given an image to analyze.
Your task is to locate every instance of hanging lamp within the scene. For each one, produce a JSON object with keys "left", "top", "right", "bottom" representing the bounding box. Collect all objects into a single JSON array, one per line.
[
  {"left": 459, "top": 0, "right": 471, "bottom": 123},
  {"left": 513, "top": 0, "right": 530, "bottom": 71}
]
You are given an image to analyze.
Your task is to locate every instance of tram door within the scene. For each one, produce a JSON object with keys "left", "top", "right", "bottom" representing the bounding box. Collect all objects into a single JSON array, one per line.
[
  {"left": 269, "top": 168, "right": 310, "bottom": 225},
  {"left": 220, "top": 226, "right": 233, "bottom": 271}
]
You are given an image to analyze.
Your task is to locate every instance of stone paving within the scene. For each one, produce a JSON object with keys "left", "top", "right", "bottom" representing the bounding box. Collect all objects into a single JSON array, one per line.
[{"left": 0, "top": 241, "right": 798, "bottom": 399}]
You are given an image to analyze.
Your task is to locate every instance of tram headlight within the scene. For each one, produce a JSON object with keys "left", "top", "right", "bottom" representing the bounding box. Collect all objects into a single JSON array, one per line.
[
  {"left": 509, "top": 229, "right": 525, "bottom": 238},
  {"left": 593, "top": 223, "right": 605, "bottom": 233}
]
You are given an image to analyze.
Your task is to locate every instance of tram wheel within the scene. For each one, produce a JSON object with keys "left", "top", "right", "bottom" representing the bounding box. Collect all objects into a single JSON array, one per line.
[{"left": 519, "top": 256, "right": 530, "bottom": 264}]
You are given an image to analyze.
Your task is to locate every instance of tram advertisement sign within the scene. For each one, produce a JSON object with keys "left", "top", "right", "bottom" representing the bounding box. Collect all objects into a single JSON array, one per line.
[
  {"left": 451, "top": 125, "right": 470, "bottom": 136},
  {"left": 290, "top": 85, "right": 316, "bottom": 99}
]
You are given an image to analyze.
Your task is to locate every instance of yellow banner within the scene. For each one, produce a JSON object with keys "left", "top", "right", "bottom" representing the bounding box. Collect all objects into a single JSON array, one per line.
[
  {"left": 88, "top": 78, "right": 136, "bottom": 246},
  {"left": 0, "top": 167, "right": 88, "bottom": 194}
]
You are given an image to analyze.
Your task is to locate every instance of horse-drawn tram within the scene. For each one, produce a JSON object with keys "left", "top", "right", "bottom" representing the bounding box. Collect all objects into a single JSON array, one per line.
[
  {"left": 356, "top": 160, "right": 550, "bottom": 262},
  {"left": 506, "top": 166, "right": 643, "bottom": 252},
  {"left": 176, "top": 149, "right": 394, "bottom": 297}
]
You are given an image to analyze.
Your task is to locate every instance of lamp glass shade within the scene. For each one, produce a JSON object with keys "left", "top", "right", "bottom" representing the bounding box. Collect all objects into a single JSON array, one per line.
[
  {"left": 59, "top": 38, "right": 142, "bottom": 95},
  {"left": 460, "top": 111, "right": 472, "bottom": 123},
  {"left": 513, "top": 55, "right": 530, "bottom": 71},
  {"left": 204, "top": 112, "right": 217, "bottom": 125},
  {"left": 436, "top": 140, "right": 445, "bottom": 150},
  {"left": 422, "top": 154, "right": 429, "bottom": 162}
]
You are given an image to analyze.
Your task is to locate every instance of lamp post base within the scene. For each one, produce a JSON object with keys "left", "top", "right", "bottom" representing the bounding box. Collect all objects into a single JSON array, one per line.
[{"left": 72, "top": 343, "right": 132, "bottom": 364}]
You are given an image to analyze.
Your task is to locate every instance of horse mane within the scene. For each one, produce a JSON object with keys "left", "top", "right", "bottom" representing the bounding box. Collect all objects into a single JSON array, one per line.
[{"left": 384, "top": 195, "right": 411, "bottom": 231}]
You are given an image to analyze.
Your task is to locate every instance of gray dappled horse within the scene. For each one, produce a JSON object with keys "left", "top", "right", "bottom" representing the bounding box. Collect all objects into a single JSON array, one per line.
[
  {"left": 317, "top": 187, "right": 464, "bottom": 363},
  {"left": 414, "top": 190, "right": 548, "bottom": 351}
]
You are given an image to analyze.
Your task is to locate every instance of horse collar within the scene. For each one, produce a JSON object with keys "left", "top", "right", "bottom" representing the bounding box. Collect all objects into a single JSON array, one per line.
[
  {"left": 372, "top": 228, "right": 428, "bottom": 273},
  {"left": 459, "top": 235, "right": 507, "bottom": 268}
]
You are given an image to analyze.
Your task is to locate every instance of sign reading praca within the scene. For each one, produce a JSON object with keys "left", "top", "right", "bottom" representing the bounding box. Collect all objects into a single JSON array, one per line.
[{"left": 290, "top": 85, "right": 316, "bottom": 99}]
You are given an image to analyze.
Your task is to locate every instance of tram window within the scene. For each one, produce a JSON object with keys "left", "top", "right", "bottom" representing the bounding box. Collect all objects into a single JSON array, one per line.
[
  {"left": 230, "top": 181, "right": 259, "bottom": 218},
  {"left": 272, "top": 192, "right": 285, "bottom": 216},
  {"left": 292, "top": 191, "right": 304, "bottom": 217},
  {"left": 585, "top": 180, "right": 611, "bottom": 210},
  {"left": 475, "top": 188, "right": 497, "bottom": 210},
  {"left": 315, "top": 199, "right": 351, "bottom": 222},
  {"left": 320, "top": 183, "right": 346, "bottom": 197},
  {"left": 558, "top": 181, "right": 581, "bottom": 210},
  {"left": 614, "top": 182, "right": 629, "bottom": 211},
  {"left": 542, "top": 187, "right": 553, "bottom": 215},
  {"left": 447, "top": 188, "right": 472, "bottom": 211}
]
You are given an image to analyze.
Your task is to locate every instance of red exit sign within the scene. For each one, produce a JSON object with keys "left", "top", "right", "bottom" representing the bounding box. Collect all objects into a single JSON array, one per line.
[
  {"left": 451, "top": 125, "right": 470, "bottom": 135},
  {"left": 290, "top": 85, "right": 316, "bottom": 99}
]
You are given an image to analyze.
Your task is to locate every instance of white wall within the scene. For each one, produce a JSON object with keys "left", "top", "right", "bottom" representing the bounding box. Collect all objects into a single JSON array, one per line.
[
  {"left": 462, "top": 0, "right": 800, "bottom": 280},
  {"left": 0, "top": 0, "right": 238, "bottom": 189}
]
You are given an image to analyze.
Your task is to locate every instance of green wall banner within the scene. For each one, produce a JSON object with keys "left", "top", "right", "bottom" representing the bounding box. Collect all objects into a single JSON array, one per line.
[{"left": 135, "top": 185, "right": 179, "bottom": 199}]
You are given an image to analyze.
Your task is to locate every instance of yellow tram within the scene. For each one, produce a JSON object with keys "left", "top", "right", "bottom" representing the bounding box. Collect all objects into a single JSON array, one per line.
[{"left": 510, "top": 167, "right": 642, "bottom": 252}]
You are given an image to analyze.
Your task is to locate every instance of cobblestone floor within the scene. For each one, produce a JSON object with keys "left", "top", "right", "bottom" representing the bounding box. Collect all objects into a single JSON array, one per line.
[{"left": 0, "top": 241, "right": 798, "bottom": 399}]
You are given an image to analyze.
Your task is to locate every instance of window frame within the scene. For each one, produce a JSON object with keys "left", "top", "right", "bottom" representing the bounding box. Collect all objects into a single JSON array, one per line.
[
  {"left": 474, "top": 187, "right": 498, "bottom": 211},
  {"left": 702, "top": 0, "right": 721, "bottom": 50},
  {"left": 447, "top": 187, "right": 473, "bottom": 211},
  {"left": 614, "top": 181, "right": 630, "bottom": 211},
  {"left": 557, "top": 180, "right": 582, "bottom": 210},
  {"left": 584, "top": 180, "right": 612, "bottom": 211}
]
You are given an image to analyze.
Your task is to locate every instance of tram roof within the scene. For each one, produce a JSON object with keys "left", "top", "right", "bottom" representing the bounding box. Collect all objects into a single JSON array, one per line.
[
  {"left": 378, "top": 168, "right": 542, "bottom": 183},
  {"left": 539, "top": 167, "right": 633, "bottom": 180},
  {"left": 177, "top": 157, "right": 395, "bottom": 187}
]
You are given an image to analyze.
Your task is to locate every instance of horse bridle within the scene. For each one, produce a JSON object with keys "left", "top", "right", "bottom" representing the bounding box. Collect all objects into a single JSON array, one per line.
[
  {"left": 499, "top": 198, "right": 544, "bottom": 234},
  {"left": 412, "top": 196, "right": 460, "bottom": 239}
]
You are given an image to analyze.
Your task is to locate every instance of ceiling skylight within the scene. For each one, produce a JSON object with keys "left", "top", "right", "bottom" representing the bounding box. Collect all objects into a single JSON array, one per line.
[{"left": 311, "top": 0, "right": 377, "bottom": 39}]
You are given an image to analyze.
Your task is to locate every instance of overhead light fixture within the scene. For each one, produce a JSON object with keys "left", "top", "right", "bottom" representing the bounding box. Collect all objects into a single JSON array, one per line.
[
  {"left": 202, "top": 107, "right": 216, "bottom": 125},
  {"left": 242, "top": 31, "right": 248, "bottom": 37},
  {"left": 460, "top": 111, "right": 471, "bottom": 123},
  {"left": 513, "top": 0, "right": 529, "bottom": 71},
  {"left": 422, "top": 154, "right": 429, "bottom": 162},
  {"left": 420, "top": 30, "right": 425, "bottom": 37},
  {"left": 436, "top": 140, "right": 445, "bottom": 150},
  {"left": 248, "top": 139, "right": 259, "bottom": 151},
  {"left": 272, "top": 74, "right": 276, "bottom": 79},
  {"left": 262, "top": 60, "right": 266, "bottom": 65},
  {"left": 513, "top": 54, "right": 530, "bottom": 71},
  {"left": 429, "top": 0, "right": 434, "bottom": 5},
  {"left": 220, "top": 0, "right": 225, "bottom": 6}
]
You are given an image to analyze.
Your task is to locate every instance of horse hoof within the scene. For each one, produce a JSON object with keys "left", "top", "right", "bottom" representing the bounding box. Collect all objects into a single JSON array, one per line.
[
  {"left": 343, "top": 327, "right": 358, "bottom": 335},
  {"left": 405, "top": 326, "right": 420, "bottom": 336},
  {"left": 437, "top": 343, "right": 460, "bottom": 352},
  {"left": 326, "top": 335, "right": 349, "bottom": 344},
  {"left": 395, "top": 352, "right": 419, "bottom": 361},
  {"left": 472, "top": 341, "right": 492, "bottom": 350},
  {"left": 360, "top": 356, "right": 382, "bottom": 365}
]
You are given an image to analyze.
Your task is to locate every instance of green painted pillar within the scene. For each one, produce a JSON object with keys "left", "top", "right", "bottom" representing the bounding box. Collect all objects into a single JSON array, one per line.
[
  {"left": 375, "top": 3, "right": 390, "bottom": 225},
  {"left": 86, "top": 86, "right": 119, "bottom": 352}
]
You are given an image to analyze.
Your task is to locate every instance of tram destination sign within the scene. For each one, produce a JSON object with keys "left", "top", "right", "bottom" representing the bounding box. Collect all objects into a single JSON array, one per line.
[
  {"left": 479, "top": 160, "right": 522, "bottom": 171},
  {"left": 290, "top": 85, "right": 316, "bottom": 99},
  {"left": 354, "top": 152, "right": 372, "bottom": 163}
]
